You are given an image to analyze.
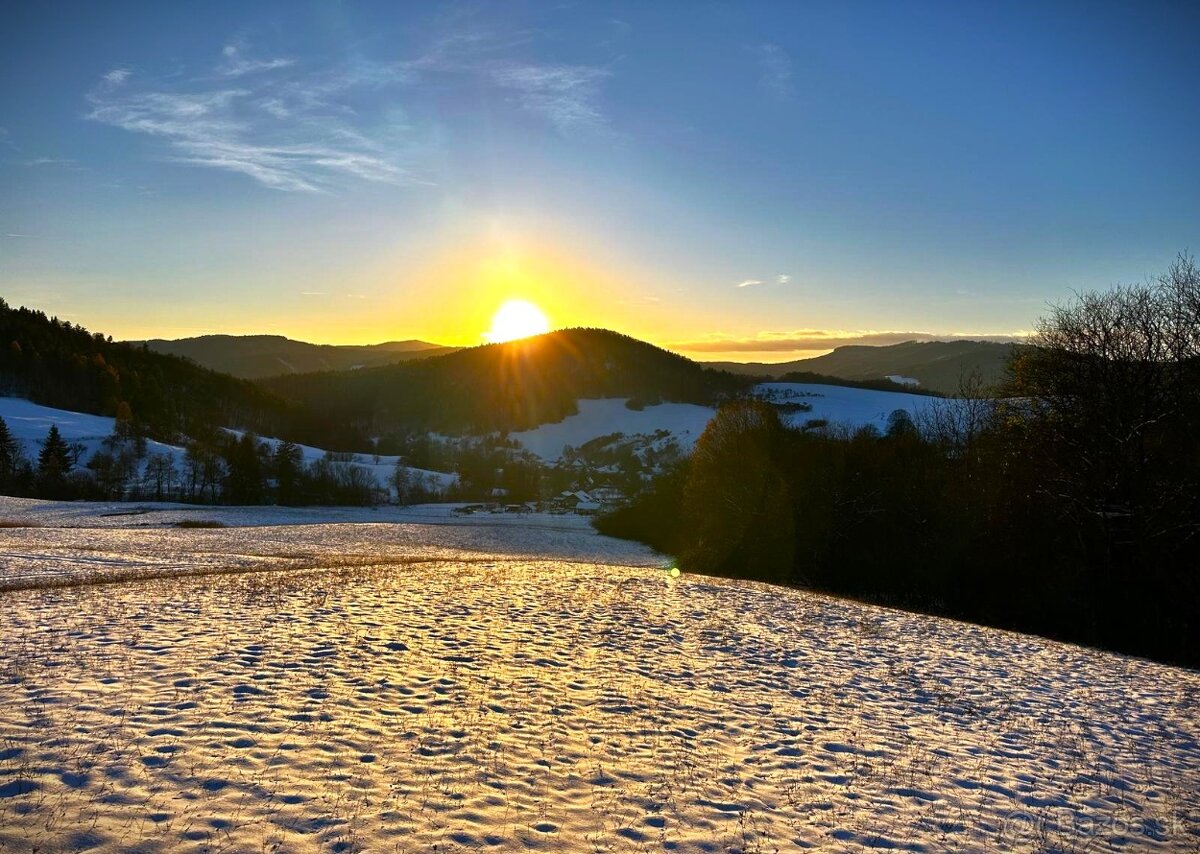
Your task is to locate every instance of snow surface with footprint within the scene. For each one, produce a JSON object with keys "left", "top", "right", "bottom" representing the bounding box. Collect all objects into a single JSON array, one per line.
[{"left": 1, "top": 498, "right": 1198, "bottom": 852}]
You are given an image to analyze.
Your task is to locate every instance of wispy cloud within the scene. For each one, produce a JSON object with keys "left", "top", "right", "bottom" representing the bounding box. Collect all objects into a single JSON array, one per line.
[
  {"left": 22, "top": 157, "right": 79, "bottom": 168},
  {"left": 86, "top": 57, "right": 421, "bottom": 192},
  {"left": 756, "top": 43, "right": 793, "bottom": 99},
  {"left": 674, "top": 330, "right": 1027, "bottom": 354},
  {"left": 86, "top": 30, "right": 614, "bottom": 189},
  {"left": 399, "top": 27, "right": 612, "bottom": 132},
  {"left": 218, "top": 43, "right": 294, "bottom": 78},
  {"left": 489, "top": 64, "right": 610, "bottom": 131},
  {"left": 738, "top": 274, "right": 793, "bottom": 289}
]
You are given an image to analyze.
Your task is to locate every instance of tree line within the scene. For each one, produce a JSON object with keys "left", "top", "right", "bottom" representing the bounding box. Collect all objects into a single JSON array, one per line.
[
  {"left": 599, "top": 256, "right": 1200, "bottom": 666},
  {"left": 1, "top": 299, "right": 289, "bottom": 443},
  {"left": 0, "top": 417, "right": 446, "bottom": 507}
]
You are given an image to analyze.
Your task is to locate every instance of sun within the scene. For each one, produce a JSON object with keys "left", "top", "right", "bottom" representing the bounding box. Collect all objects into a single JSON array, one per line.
[{"left": 484, "top": 299, "right": 551, "bottom": 343}]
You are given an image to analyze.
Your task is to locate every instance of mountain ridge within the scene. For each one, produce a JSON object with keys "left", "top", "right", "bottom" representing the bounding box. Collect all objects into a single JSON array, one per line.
[
  {"left": 705, "top": 339, "right": 1021, "bottom": 394},
  {"left": 134, "top": 334, "right": 458, "bottom": 379}
]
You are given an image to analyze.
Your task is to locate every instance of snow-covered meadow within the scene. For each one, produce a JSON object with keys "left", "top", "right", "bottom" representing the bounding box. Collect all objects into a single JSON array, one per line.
[
  {"left": 1, "top": 499, "right": 1198, "bottom": 852},
  {"left": 752, "top": 383, "right": 950, "bottom": 432},
  {"left": 509, "top": 385, "right": 955, "bottom": 461},
  {"left": 4, "top": 384, "right": 961, "bottom": 487},
  {"left": 0, "top": 397, "right": 456, "bottom": 499}
]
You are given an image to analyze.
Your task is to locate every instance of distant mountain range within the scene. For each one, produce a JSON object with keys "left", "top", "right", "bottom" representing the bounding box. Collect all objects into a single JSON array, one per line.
[
  {"left": 706, "top": 340, "right": 1021, "bottom": 394},
  {"left": 136, "top": 333, "right": 1021, "bottom": 395},
  {"left": 134, "top": 334, "right": 458, "bottom": 379}
]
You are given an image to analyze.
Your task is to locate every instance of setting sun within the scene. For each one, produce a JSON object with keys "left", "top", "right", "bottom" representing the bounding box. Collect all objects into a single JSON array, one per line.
[{"left": 484, "top": 299, "right": 551, "bottom": 343}]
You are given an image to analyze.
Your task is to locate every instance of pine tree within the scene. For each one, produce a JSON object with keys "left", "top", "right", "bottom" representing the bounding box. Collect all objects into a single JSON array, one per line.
[
  {"left": 224, "top": 432, "right": 265, "bottom": 504},
  {"left": 36, "top": 424, "right": 73, "bottom": 496},
  {"left": 0, "top": 416, "right": 21, "bottom": 485},
  {"left": 273, "top": 440, "right": 303, "bottom": 505}
]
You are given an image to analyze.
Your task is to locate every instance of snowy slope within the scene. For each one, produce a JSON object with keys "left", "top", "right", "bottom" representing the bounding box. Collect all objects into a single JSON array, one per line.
[
  {"left": 2, "top": 387, "right": 960, "bottom": 487},
  {"left": 0, "top": 397, "right": 453, "bottom": 495},
  {"left": 0, "top": 397, "right": 190, "bottom": 468},
  {"left": 225, "top": 428, "right": 454, "bottom": 492},
  {"left": 509, "top": 398, "right": 716, "bottom": 460},
  {"left": 0, "top": 510, "right": 1197, "bottom": 851},
  {"left": 755, "top": 382, "right": 951, "bottom": 431},
  {"left": 502, "top": 387, "right": 962, "bottom": 460}
]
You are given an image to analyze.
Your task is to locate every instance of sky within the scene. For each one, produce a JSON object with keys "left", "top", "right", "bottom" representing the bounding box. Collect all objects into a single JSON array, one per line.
[{"left": 2, "top": 1, "right": 1199, "bottom": 361}]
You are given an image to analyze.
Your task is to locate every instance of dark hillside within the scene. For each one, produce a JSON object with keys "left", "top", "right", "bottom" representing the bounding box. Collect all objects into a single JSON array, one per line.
[
  {"left": 708, "top": 340, "right": 1020, "bottom": 393},
  {"left": 1, "top": 300, "right": 288, "bottom": 439},
  {"left": 265, "top": 328, "right": 750, "bottom": 442}
]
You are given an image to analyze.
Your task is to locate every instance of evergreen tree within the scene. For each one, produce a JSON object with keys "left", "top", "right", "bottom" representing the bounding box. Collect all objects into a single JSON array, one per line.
[
  {"left": 0, "top": 416, "right": 20, "bottom": 486},
  {"left": 273, "top": 440, "right": 303, "bottom": 505},
  {"left": 36, "top": 424, "right": 73, "bottom": 496},
  {"left": 224, "top": 432, "right": 266, "bottom": 504}
]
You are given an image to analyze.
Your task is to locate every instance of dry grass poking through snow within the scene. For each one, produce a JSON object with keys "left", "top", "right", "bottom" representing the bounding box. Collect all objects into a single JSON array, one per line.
[{"left": 1, "top": 552, "right": 1199, "bottom": 852}]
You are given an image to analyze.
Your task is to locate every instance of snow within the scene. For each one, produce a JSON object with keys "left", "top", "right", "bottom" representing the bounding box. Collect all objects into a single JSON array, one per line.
[
  {"left": 225, "top": 429, "right": 455, "bottom": 493},
  {"left": 885, "top": 374, "right": 921, "bottom": 387},
  {"left": 0, "top": 396, "right": 189, "bottom": 469},
  {"left": 0, "top": 497, "right": 659, "bottom": 590},
  {"left": 755, "top": 382, "right": 951, "bottom": 431},
  {"left": 1, "top": 500, "right": 1197, "bottom": 851},
  {"left": 510, "top": 390, "right": 961, "bottom": 460},
  {"left": 0, "top": 397, "right": 455, "bottom": 495},
  {"left": 509, "top": 398, "right": 715, "bottom": 460},
  {"left": 2, "top": 389, "right": 959, "bottom": 490}
]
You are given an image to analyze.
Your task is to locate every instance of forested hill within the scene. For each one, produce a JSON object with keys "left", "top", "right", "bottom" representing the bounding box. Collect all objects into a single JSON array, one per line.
[
  {"left": 264, "top": 328, "right": 750, "bottom": 442},
  {"left": 137, "top": 334, "right": 457, "bottom": 379},
  {"left": 0, "top": 300, "right": 288, "bottom": 439},
  {"left": 708, "top": 340, "right": 1020, "bottom": 393}
]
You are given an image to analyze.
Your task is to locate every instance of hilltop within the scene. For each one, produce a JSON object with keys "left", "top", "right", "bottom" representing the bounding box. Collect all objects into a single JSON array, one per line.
[
  {"left": 135, "top": 334, "right": 457, "bottom": 379},
  {"left": 264, "top": 328, "right": 751, "bottom": 443}
]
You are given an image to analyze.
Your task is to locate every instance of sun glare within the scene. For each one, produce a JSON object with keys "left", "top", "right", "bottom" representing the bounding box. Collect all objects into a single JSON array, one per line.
[{"left": 484, "top": 299, "right": 551, "bottom": 343}]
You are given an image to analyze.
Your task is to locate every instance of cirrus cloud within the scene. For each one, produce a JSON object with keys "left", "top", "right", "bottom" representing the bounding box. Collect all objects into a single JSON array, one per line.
[
  {"left": 86, "top": 54, "right": 421, "bottom": 193},
  {"left": 85, "top": 31, "right": 615, "bottom": 191}
]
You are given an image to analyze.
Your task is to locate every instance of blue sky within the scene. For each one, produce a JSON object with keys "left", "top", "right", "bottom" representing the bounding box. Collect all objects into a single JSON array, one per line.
[{"left": 2, "top": 1, "right": 1198, "bottom": 358}]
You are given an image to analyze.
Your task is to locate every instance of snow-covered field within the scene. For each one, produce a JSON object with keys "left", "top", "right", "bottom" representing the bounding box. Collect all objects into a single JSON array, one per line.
[
  {"left": 0, "top": 498, "right": 654, "bottom": 590},
  {"left": 509, "top": 398, "right": 715, "bottom": 461},
  {"left": 0, "top": 397, "right": 455, "bottom": 496},
  {"left": 4, "top": 387, "right": 962, "bottom": 479},
  {"left": 1, "top": 500, "right": 1198, "bottom": 852},
  {"left": 508, "top": 388, "right": 958, "bottom": 461},
  {"left": 755, "top": 383, "right": 951, "bottom": 432}
]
